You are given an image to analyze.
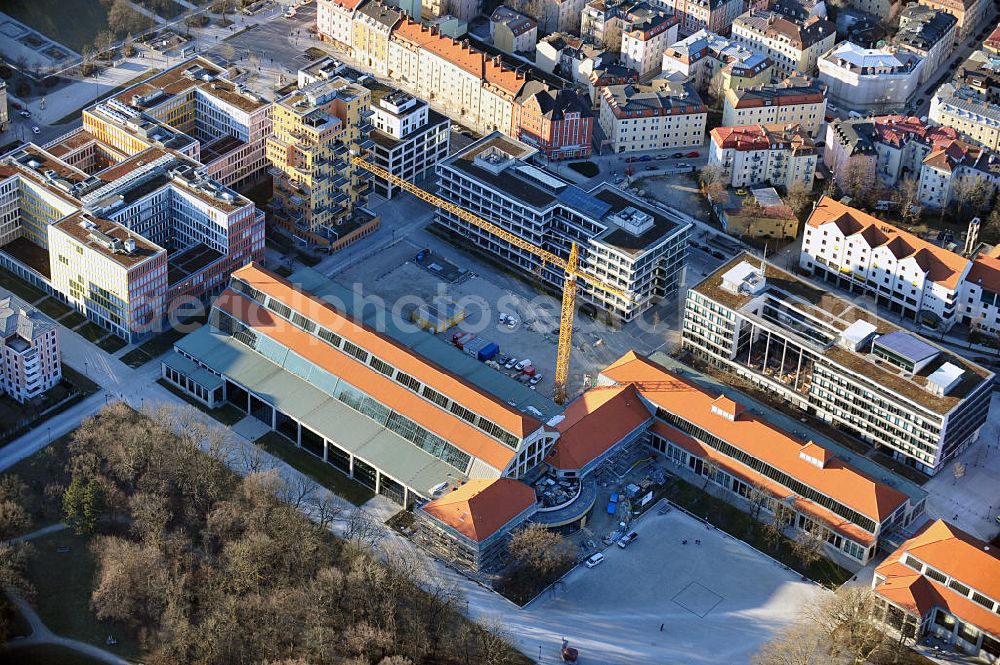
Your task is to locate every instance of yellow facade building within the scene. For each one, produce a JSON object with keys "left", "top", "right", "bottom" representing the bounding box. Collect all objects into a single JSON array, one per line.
[{"left": 266, "top": 76, "right": 375, "bottom": 245}]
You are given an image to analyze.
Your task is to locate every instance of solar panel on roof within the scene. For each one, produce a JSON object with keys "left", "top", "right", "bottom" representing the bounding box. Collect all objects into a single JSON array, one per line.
[
  {"left": 558, "top": 185, "right": 613, "bottom": 220},
  {"left": 874, "top": 331, "right": 938, "bottom": 364}
]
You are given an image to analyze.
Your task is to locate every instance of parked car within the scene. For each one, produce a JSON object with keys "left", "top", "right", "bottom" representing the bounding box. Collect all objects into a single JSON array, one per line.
[
  {"left": 504, "top": 358, "right": 518, "bottom": 370},
  {"left": 671, "top": 152, "right": 684, "bottom": 158},
  {"left": 284, "top": 7, "right": 297, "bottom": 17},
  {"left": 614, "top": 176, "right": 624, "bottom": 184},
  {"left": 639, "top": 155, "right": 652, "bottom": 161},
  {"left": 529, "top": 374, "right": 542, "bottom": 385},
  {"left": 814, "top": 141, "right": 825, "bottom": 148},
  {"left": 645, "top": 165, "right": 656, "bottom": 170},
  {"left": 18, "top": 110, "right": 30, "bottom": 118},
  {"left": 515, "top": 358, "right": 532, "bottom": 371},
  {"left": 676, "top": 162, "right": 688, "bottom": 168},
  {"left": 585, "top": 553, "right": 605, "bottom": 568},
  {"left": 686, "top": 151, "right": 700, "bottom": 158},
  {"left": 617, "top": 531, "right": 638, "bottom": 549},
  {"left": 31, "top": 126, "right": 40, "bottom": 135},
  {"left": 735, "top": 188, "right": 748, "bottom": 196}
]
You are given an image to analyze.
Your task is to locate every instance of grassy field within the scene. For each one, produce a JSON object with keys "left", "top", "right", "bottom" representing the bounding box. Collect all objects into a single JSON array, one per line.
[
  {"left": 121, "top": 317, "right": 204, "bottom": 368},
  {"left": 96, "top": 335, "right": 127, "bottom": 354},
  {"left": 35, "top": 297, "right": 72, "bottom": 320},
  {"left": 24, "top": 529, "right": 142, "bottom": 661},
  {"left": 0, "top": 268, "right": 45, "bottom": 303},
  {"left": 2, "top": 0, "right": 110, "bottom": 53},
  {"left": 256, "top": 432, "right": 375, "bottom": 506},
  {"left": 75, "top": 322, "right": 105, "bottom": 343}
]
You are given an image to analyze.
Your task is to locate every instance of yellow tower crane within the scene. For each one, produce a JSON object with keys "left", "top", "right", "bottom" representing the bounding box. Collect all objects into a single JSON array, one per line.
[{"left": 349, "top": 155, "right": 632, "bottom": 404}]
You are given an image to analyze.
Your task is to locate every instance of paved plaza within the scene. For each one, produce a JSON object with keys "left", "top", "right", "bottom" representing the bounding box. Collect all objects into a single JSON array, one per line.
[{"left": 507, "top": 507, "right": 829, "bottom": 664}]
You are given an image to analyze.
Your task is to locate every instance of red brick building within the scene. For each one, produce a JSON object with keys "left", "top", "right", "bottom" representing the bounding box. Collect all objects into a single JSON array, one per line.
[{"left": 513, "top": 82, "right": 594, "bottom": 160}]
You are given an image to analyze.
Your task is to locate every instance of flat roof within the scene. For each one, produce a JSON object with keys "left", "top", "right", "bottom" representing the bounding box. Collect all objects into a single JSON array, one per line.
[
  {"left": 693, "top": 253, "right": 994, "bottom": 415},
  {"left": 167, "top": 243, "right": 224, "bottom": 285},
  {"left": 874, "top": 330, "right": 939, "bottom": 365},
  {"left": 51, "top": 212, "right": 165, "bottom": 269}
]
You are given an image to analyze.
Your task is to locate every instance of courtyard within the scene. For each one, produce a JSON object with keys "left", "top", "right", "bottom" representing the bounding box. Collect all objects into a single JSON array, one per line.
[{"left": 512, "top": 506, "right": 828, "bottom": 664}]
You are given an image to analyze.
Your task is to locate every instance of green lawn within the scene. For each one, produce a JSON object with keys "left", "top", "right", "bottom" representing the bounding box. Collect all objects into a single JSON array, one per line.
[
  {"left": 62, "top": 365, "right": 99, "bottom": 396},
  {"left": 96, "top": 335, "right": 127, "bottom": 354},
  {"left": 2, "top": 0, "right": 111, "bottom": 53},
  {"left": 119, "top": 348, "right": 153, "bottom": 368},
  {"left": 256, "top": 432, "right": 375, "bottom": 506},
  {"left": 120, "top": 318, "right": 204, "bottom": 368},
  {"left": 663, "top": 479, "right": 854, "bottom": 588},
  {"left": 0, "top": 268, "right": 45, "bottom": 303},
  {"left": 156, "top": 379, "right": 244, "bottom": 426},
  {"left": 60, "top": 311, "right": 86, "bottom": 328},
  {"left": 35, "top": 297, "right": 72, "bottom": 320},
  {"left": 75, "top": 322, "right": 105, "bottom": 343},
  {"left": 23, "top": 529, "right": 142, "bottom": 660}
]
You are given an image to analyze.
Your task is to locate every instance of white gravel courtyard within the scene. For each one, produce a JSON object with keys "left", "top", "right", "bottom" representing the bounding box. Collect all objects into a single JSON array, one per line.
[{"left": 505, "top": 507, "right": 830, "bottom": 664}]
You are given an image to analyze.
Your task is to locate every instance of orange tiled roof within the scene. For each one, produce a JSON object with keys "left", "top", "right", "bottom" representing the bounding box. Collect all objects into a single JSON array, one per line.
[
  {"left": 874, "top": 520, "right": 1000, "bottom": 637},
  {"left": 484, "top": 58, "right": 527, "bottom": 97},
  {"left": 807, "top": 197, "right": 970, "bottom": 290},
  {"left": 231, "top": 264, "right": 538, "bottom": 438},
  {"left": 546, "top": 385, "right": 652, "bottom": 470},
  {"left": 601, "top": 352, "right": 908, "bottom": 525},
  {"left": 651, "top": 420, "right": 877, "bottom": 546},
  {"left": 421, "top": 478, "right": 535, "bottom": 542},
  {"left": 969, "top": 255, "right": 1000, "bottom": 294}
]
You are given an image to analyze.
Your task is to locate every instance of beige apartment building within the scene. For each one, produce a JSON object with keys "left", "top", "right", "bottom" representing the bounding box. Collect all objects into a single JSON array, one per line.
[
  {"left": 723, "top": 77, "right": 827, "bottom": 136},
  {"left": 731, "top": 11, "right": 836, "bottom": 79},
  {"left": 600, "top": 79, "right": 707, "bottom": 152}
]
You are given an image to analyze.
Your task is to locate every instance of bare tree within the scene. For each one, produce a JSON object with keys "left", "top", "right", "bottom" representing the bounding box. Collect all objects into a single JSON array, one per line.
[
  {"left": 895, "top": 176, "right": 922, "bottom": 225},
  {"left": 507, "top": 523, "right": 572, "bottom": 577},
  {"left": 345, "top": 508, "right": 385, "bottom": 551},
  {"left": 312, "top": 492, "right": 345, "bottom": 529},
  {"left": 838, "top": 157, "right": 875, "bottom": 207},
  {"left": 982, "top": 205, "right": 1000, "bottom": 245},
  {"left": 752, "top": 621, "right": 827, "bottom": 665},
  {"left": 700, "top": 164, "right": 727, "bottom": 203},
  {"left": 746, "top": 480, "right": 771, "bottom": 523},
  {"left": 806, "top": 586, "right": 893, "bottom": 665},
  {"left": 785, "top": 182, "right": 813, "bottom": 223},
  {"left": 790, "top": 519, "right": 826, "bottom": 569},
  {"left": 701, "top": 459, "right": 721, "bottom": 490},
  {"left": 278, "top": 474, "right": 320, "bottom": 510}
]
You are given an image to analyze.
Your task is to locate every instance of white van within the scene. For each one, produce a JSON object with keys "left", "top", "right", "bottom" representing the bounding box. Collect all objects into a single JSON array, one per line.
[
  {"left": 515, "top": 358, "right": 532, "bottom": 371},
  {"left": 585, "top": 553, "right": 605, "bottom": 568}
]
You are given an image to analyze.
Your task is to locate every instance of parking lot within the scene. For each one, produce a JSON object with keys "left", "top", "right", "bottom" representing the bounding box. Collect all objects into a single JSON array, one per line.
[
  {"left": 331, "top": 217, "right": 706, "bottom": 401},
  {"left": 521, "top": 506, "right": 829, "bottom": 664}
]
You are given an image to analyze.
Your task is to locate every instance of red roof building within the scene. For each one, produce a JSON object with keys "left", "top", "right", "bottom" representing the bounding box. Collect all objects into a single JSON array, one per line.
[
  {"left": 513, "top": 82, "right": 594, "bottom": 160},
  {"left": 873, "top": 520, "right": 1000, "bottom": 660}
]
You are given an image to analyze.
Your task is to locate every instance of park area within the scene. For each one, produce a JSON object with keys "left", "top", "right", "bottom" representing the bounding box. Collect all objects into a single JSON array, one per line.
[{"left": 2, "top": 0, "right": 111, "bottom": 53}]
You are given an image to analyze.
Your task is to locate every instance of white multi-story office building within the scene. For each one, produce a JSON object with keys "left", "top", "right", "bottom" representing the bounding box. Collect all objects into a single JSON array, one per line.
[
  {"left": 435, "top": 133, "right": 691, "bottom": 322},
  {"left": 367, "top": 88, "right": 450, "bottom": 198},
  {"left": 683, "top": 252, "right": 994, "bottom": 474},
  {"left": 600, "top": 79, "right": 707, "bottom": 152},
  {"left": 0, "top": 294, "right": 61, "bottom": 404}
]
